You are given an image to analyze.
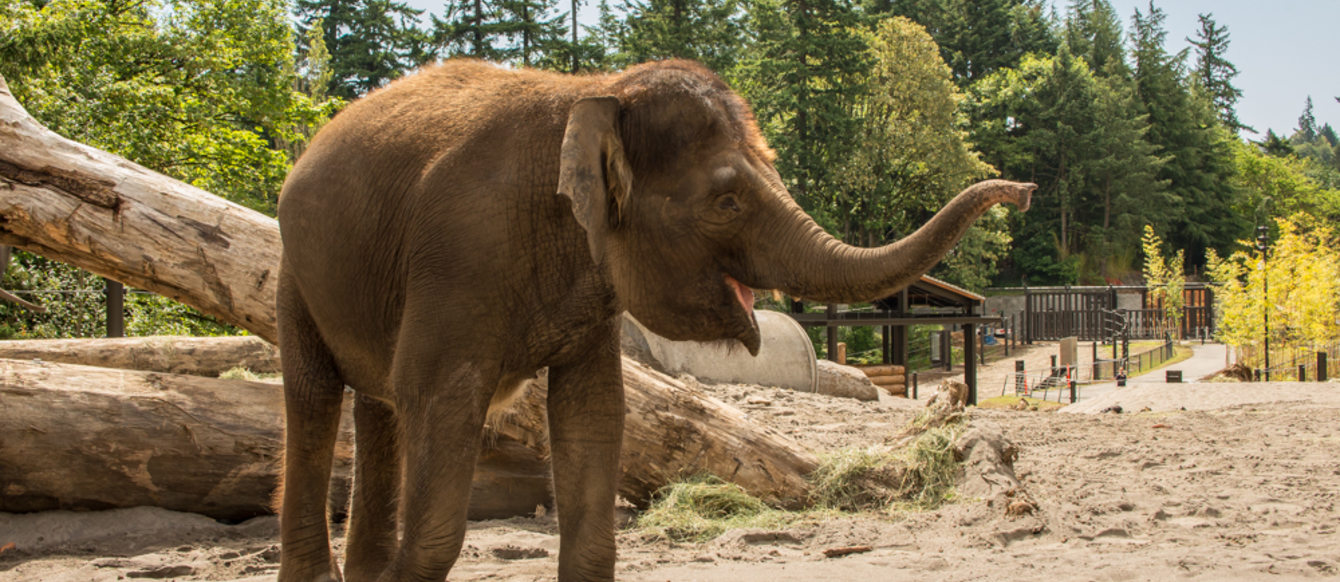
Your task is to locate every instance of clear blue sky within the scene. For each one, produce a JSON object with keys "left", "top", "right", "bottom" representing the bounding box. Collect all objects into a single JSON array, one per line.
[{"left": 406, "top": 0, "right": 1340, "bottom": 138}]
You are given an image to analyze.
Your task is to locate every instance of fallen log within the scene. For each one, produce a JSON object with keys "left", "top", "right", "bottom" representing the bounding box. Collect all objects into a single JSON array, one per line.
[
  {"left": 0, "top": 356, "right": 816, "bottom": 518},
  {"left": 0, "top": 73, "right": 820, "bottom": 506},
  {"left": 0, "top": 336, "right": 280, "bottom": 376},
  {"left": 495, "top": 361, "right": 819, "bottom": 508},
  {"left": 0, "top": 358, "right": 549, "bottom": 521},
  {"left": 869, "top": 374, "right": 907, "bottom": 388},
  {"left": 857, "top": 364, "right": 906, "bottom": 377}
]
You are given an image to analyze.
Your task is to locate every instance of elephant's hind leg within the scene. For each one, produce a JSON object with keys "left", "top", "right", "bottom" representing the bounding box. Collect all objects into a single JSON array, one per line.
[
  {"left": 343, "top": 394, "right": 401, "bottom": 581},
  {"left": 277, "top": 273, "right": 347, "bottom": 582},
  {"left": 377, "top": 309, "right": 495, "bottom": 581}
]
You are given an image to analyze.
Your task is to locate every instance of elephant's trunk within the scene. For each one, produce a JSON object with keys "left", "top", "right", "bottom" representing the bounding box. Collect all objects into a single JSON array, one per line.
[{"left": 746, "top": 179, "right": 1035, "bottom": 303}]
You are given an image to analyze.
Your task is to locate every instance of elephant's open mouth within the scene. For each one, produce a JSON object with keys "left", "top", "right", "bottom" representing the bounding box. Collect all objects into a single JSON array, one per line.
[{"left": 724, "top": 275, "right": 761, "bottom": 356}]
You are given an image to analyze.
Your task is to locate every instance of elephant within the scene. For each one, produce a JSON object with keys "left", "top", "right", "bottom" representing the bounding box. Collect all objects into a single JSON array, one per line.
[{"left": 275, "top": 58, "right": 1033, "bottom": 582}]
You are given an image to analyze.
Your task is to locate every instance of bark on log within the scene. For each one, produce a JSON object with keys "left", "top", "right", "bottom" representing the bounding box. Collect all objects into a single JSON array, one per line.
[
  {"left": 0, "top": 74, "right": 819, "bottom": 507},
  {"left": 869, "top": 375, "right": 907, "bottom": 387},
  {"left": 0, "top": 358, "right": 550, "bottom": 521},
  {"left": 0, "top": 336, "right": 280, "bottom": 376},
  {"left": 493, "top": 362, "right": 818, "bottom": 508},
  {"left": 0, "top": 76, "right": 281, "bottom": 340},
  {"left": 857, "top": 365, "right": 906, "bottom": 377}
]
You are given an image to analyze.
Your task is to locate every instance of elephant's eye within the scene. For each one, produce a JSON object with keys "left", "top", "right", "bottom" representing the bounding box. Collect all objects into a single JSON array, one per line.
[{"left": 716, "top": 194, "right": 740, "bottom": 213}]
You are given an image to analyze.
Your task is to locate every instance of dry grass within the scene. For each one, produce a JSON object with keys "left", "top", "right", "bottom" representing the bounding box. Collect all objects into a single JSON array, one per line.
[
  {"left": 977, "top": 395, "right": 1066, "bottom": 411},
  {"left": 634, "top": 475, "right": 806, "bottom": 542},
  {"left": 637, "top": 413, "right": 966, "bottom": 541}
]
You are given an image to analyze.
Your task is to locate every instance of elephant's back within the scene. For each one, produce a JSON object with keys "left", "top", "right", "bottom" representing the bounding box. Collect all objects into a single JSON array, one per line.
[{"left": 276, "top": 61, "right": 598, "bottom": 381}]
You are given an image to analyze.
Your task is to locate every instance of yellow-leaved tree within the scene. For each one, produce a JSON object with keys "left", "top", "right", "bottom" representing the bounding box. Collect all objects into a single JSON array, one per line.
[
  {"left": 1142, "top": 225, "right": 1185, "bottom": 338},
  {"left": 1207, "top": 216, "right": 1340, "bottom": 371}
]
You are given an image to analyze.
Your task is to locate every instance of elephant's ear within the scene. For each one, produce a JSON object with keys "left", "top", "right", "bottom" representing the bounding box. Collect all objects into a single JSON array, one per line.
[{"left": 557, "top": 96, "right": 633, "bottom": 266}]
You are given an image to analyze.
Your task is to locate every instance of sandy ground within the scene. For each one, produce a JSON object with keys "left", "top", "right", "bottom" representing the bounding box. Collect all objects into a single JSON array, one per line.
[{"left": 4, "top": 345, "right": 1340, "bottom": 581}]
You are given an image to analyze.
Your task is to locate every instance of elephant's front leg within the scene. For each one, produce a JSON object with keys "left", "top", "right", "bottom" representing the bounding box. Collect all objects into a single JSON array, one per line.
[{"left": 547, "top": 324, "right": 625, "bottom": 582}]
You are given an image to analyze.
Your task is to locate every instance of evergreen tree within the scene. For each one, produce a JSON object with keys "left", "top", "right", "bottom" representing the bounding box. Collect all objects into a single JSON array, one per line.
[
  {"left": 1065, "top": 0, "right": 1126, "bottom": 76},
  {"left": 433, "top": 0, "right": 511, "bottom": 60},
  {"left": 539, "top": 0, "right": 605, "bottom": 72},
  {"left": 295, "top": 0, "right": 426, "bottom": 100},
  {"left": 824, "top": 17, "right": 998, "bottom": 288},
  {"left": 496, "top": 0, "right": 568, "bottom": 66},
  {"left": 967, "top": 36, "right": 1167, "bottom": 284},
  {"left": 598, "top": 0, "right": 745, "bottom": 72},
  {"left": 734, "top": 0, "right": 869, "bottom": 217},
  {"left": 1189, "top": 13, "right": 1244, "bottom": 131},
  {"left": 1257, "top": 129, "right": 1295, "bottom": 157},
  {"left": 865, "top": 0, "right": 1056, "bottom": 87},
  {"left": 1287, "top": 98, "right": 1338, "bottom": 176},
  {"left": 1130, "top": 1, "right": 1243, "bottom": 269},
  {"left": 1295, "top": 96, "right": 1317, "bottom": 142}
]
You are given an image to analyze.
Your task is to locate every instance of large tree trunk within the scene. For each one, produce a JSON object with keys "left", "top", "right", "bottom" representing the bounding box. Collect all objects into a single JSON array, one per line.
[
  {"left": 0, "top": 74, "right": 818, "bottom": 508},
  {"left": 0, "top": 357, "right": 552, "bottom": 522},
  {"left": 0, "top": 78, "right": 280, "bottom": 339},
  {"left": 0, "top": 335, "right": 280, "bottom": 376}
]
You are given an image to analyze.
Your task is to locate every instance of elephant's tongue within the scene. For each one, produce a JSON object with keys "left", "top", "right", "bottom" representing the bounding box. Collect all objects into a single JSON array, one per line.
[{"left": 724, "top": 275, "right": 755, "bottom": 314}]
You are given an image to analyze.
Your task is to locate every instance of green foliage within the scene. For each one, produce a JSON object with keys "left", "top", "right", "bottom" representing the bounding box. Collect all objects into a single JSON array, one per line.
[
  {"left": 3, "top": 0, "right": 338, "bottom": 215},
  {"left": 1, "top": 0, "right": 334, "bottom": 337},
  {"left": 1188, "top": 12, "right": 1244, "bottom": 131},
  {"left": 0, "top": 252, "right": 106, "bottom": 339},
  {"left": 866, "top": 0, "right": 1056, "bottom": 86},
  {"left": 0, "top": 251, "right": 237, "bottom": 339},
  {"left": 596, "top": 0, "right": 746, "bottom": 73},
  {"left": 732, "top": 0, "right": 869, "bottom": 217},
  {"left": 296, "top": 0, "right": 428, "bottom": 99},
  {"left": 432, "top": 0, "right": 569, "bottom": 66},
  {"left": 967, "top": 48, "right": 1165, "bottom": 284},
  {"left": 1065, "top": 0, "right": 1127, "bottom": 77},
  {"left": 1129, "top": 2, "right": 1244, "bottom": 270},
  {"left": 125, "top": 293, "right": 237, "bottom": 337},
  {"left": 1230, "top": 139, "right": 1340, "bottom": 232},
  {"left": 832, "top": 17, "right": 996, "bottom": 248}
]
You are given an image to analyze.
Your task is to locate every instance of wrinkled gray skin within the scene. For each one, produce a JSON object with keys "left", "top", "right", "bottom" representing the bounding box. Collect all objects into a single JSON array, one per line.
[{"left": 276, "top": 59, "right": 1033, "bottom": 582}]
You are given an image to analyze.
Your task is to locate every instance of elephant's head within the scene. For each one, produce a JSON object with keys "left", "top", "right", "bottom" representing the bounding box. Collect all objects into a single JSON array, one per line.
[{"left": 557, "top": 61, "right": 1033, "bottom": 355}]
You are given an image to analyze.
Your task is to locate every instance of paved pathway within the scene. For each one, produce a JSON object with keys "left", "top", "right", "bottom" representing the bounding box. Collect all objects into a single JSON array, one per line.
[{"left": 1060, "top": 342, "right": 1227, "bottom": 404}]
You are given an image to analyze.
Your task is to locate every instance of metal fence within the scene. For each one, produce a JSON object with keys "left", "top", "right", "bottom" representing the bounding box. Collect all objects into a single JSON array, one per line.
[{"left": 1000, "top": 337, "right": 1177, "bottom": 402}]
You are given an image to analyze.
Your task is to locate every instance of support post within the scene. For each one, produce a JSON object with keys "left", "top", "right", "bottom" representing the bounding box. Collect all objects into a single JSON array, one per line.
[
  {"left": 911, "top": 371, "right": 918, "bottom": 400},
  {"left": 1068, "top": 376, "right": 1076, "bottom": 404},
  {"left": 1024, "top": 285, "right": 1032, "bottom": 344},
  {"left": 881, "top": 325, "right": 892, "bottom": 365},
  {"left": 1319, "top": 351, "right": 1328, "bottom": 382},
  {"left": 942, "top": 326, "right": 952, "bottom": 371},
  {"left": 892, "top": 324, "right": 908, "bottom": 367},
  {"left": 1298, "top": 364, "right": 1306, "bottom": 382},
  {"left": 825, "top": 303, "right": 838, "bottom": 362},
  {"left": 1092, "top": 341, "right": 1100, "bottom": 380},
  {"left": 105, "top": 280, "right": 124, "bottom": 338},
  {"left": 964, "top": 322, "right": 977, "bottom": 406}
]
